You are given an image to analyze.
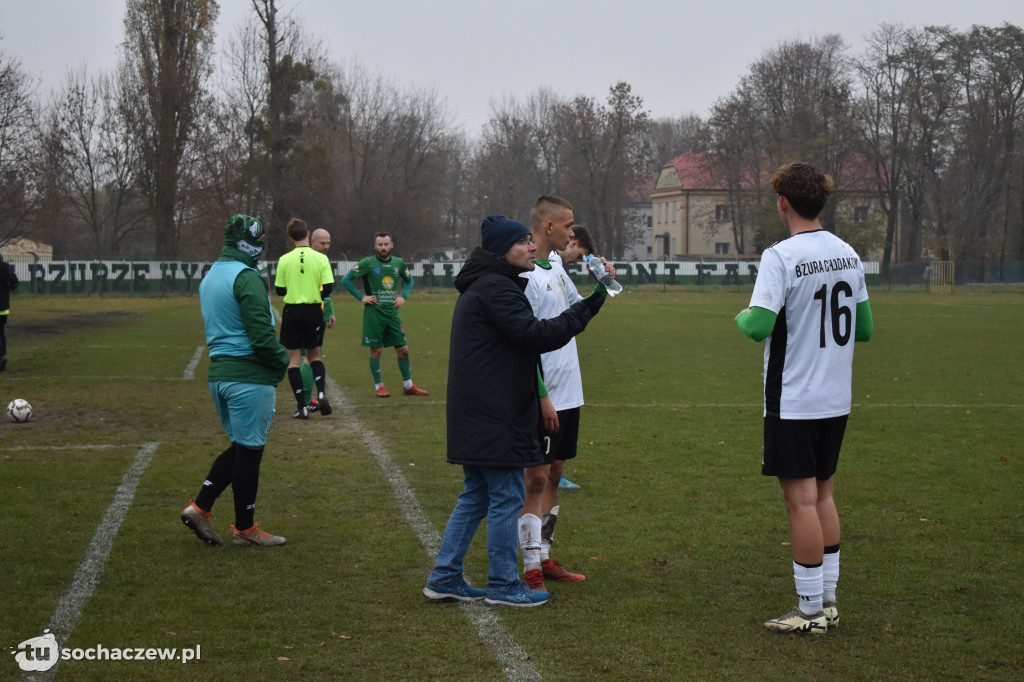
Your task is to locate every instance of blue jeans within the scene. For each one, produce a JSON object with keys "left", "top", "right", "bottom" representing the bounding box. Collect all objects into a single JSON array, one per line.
[{"left": 428, "top": 466, "right": 524, "bottom": 593}]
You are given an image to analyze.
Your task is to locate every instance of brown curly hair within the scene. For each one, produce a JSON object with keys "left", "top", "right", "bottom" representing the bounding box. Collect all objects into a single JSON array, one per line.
[{"left": 770, "top": 162, "right": 833, "bottom": 220}]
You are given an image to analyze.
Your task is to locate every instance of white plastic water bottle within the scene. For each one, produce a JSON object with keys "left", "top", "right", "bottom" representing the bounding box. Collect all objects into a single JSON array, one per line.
[{"left": 583, "top": 254, "right": 622, "bottom": 297}]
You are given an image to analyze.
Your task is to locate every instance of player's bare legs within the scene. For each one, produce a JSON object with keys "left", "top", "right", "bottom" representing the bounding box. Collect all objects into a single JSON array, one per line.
[
  {"left": 767, "top": 477, "right": 826, "bottom": 632},
  {"left": 779, "top": 477, "right": 823, "bottom": 564}
]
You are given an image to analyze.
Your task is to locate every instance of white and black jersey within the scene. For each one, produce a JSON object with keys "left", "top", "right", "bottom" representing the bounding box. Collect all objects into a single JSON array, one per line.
[
  {"left": 749, "top": 230, "right": 869, "bottom": 419},
  {"left": 521, "top": 252, "right": 585, "bottom": 411}
]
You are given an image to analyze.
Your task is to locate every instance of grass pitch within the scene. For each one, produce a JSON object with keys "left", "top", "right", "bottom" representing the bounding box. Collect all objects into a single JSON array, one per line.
[{"left": 1, "top": 290, "right": 1022, "bottom": 680}]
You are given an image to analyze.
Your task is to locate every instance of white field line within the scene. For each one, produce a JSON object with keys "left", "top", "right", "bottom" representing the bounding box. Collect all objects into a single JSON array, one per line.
[
  {"left": 583, "top": 402, "right": 1024, "bottom": 409},
  {"left": 326, "top": 377, "right": 543, "bottom": 682},
  {"left": 0, "top": 444, "right": 143, "bottom": 452},
  {"left": 183, "top": 346, "right": 205, "bottom": 380},
  {"left": 354, "top": 400, "right": 1023, "bottom": 410},
  {"left": 37, "top": 442, "right": 158, "bottom": 680}
]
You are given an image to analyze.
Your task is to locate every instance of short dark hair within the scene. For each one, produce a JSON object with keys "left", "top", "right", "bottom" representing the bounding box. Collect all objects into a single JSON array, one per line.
[
  {"left": 287, "top": 218, "right": 309, "bottom": 242},
  {"left": 569, "top": 225, "right": 595, "bottom": 254},
  {"left": 770, "top": 162, "right": 833, "bottom": 220},
  {"left": 530, "top": 195, "right": 573, "bottom": 230},
  {"left": 374, "top": 232, "right": 393, "bottom": 242}
]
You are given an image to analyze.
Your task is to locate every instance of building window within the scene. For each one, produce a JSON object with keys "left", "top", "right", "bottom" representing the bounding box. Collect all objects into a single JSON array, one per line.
[
  {"left": 715, "top": 204, "right": 731, "bottom": 221},
  {"left": 715, "top": 242, "right": 730, "bottom": 255},
  {"left": 672, "top": 201, "right": 678, "bottom": 224},
  {"left": 854, "top": 206, "right": 869, "bottom": 223}
]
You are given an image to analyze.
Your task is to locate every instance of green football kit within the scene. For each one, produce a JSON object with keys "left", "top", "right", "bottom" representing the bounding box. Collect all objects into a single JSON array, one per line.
[{"left": 341, "top": 254, "right": 414, "bottom": 348}]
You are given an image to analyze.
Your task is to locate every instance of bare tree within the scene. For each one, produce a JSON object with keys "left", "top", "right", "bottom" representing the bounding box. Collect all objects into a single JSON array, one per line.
[
  {"left": 329, "top": 61, "right": 456, "bottom": 255},
  {"left": 0, "top": 44, "right": 38, "bottom": 246},
  {"left": 555, "top": 82, "right": 651, "bottom": 257},
  {"left": 940, "top": 24, "right": 1024, "bottom": 261},
  {"left": 707, "top": 36, "right": 873, "bottom": 254},
  {"left": 38, "top": 69, "right": 148, "bottom": 257},
  {"left": 648, "top": 113, "right": 706, "bottom": 171},
  {"left": 120, "top": 0, "right": 219, "bottom": 259},
  {"left": 706, "top": 87, "right": 774, "bottom": 253},
  {"left": 472, "top": 94, "right": 549, "bottom": 218},
  {"left": 855, "top": 24, "right": 913, "bottom": 269}
]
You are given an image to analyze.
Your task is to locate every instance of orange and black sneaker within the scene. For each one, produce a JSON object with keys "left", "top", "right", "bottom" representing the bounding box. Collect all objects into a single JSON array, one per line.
[
  {"left": 541, "top": 559, "right": 585, "bottom": 582},
  {"left": 403, "top": 384, "right": 430, "bottom": 396},
  {"left": 180, "top": 500, "right": 223, "bottom": 546},
  {"left": 230, "top": 524, "right": 286, "bottom": 546}
]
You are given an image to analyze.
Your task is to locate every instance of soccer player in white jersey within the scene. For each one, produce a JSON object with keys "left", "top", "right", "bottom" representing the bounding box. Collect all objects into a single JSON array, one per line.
[
  {"left": 552, "top": 226, "right": 597, "bottom": 492},
  {"left": 518, "top": 196, "right": 613, "bottom": 591},
  {"left": 735, "top": 161, "right": 874, "bottom": 634}
]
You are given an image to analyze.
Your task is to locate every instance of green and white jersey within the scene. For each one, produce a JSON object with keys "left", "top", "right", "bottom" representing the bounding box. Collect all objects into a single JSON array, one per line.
[
  {"left": 522, "top": 251, "right": 584, "bottom": 411},
  {"left": 344, "top": 255, "right": 412, "bottom": 317},
  {"left": 749, "top": 230, "right": 869, "bottom": 419},
  {"left": 274, "top": 246, "right": 334, "bottom": 304}
]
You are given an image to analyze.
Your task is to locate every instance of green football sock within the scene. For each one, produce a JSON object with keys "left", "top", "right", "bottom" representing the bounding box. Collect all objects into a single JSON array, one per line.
[
  {"left": 398, "top": 356, "right": 411, "bottom": 382},
  {"left": 300, "top": 362, "right": 314, "bottom": 403},
  {"left": 370, "top": 357, "right": 382, "bottom": 385}
]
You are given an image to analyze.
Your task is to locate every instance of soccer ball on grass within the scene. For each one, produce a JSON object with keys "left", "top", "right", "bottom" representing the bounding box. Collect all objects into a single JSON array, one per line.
[{"left": 7, "top": 399, "right": 32, "bottom": 423}]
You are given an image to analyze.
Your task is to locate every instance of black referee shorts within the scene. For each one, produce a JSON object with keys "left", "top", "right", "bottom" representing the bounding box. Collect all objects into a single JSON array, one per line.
[{"left": 280, "top": 304, "right": 324, "bottom": 350}]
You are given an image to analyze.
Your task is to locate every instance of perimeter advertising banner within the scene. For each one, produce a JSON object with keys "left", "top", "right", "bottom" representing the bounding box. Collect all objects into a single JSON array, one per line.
[{"left": 7, "top": 259, "right": 881, "bottom": 295}]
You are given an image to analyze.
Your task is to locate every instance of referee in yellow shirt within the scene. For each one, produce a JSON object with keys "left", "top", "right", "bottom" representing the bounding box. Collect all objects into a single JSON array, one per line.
[{"left": 274, "top": 218, "right": 335, "bottom": 419}]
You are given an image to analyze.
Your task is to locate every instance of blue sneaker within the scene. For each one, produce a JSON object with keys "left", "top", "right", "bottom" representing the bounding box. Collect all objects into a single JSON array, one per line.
[
  {"left": 558, "top": 476, "right": 580, "bottom": 490},
  {"left": 422, "top": 578, "right": 486, "bottom": 602},
  {"left": 484, "top": 580, "right": 550, "bottom": 608}
]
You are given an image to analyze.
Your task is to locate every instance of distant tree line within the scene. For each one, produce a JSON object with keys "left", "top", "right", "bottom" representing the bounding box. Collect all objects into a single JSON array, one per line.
[{"left": 0, "top": 2, "right": 1021, "bottom": 266}]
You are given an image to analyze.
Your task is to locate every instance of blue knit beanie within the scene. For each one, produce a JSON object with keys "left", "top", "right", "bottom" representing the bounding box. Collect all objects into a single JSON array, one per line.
[{"left": 481, "top": 215, "right": 530, "bottom": 256}]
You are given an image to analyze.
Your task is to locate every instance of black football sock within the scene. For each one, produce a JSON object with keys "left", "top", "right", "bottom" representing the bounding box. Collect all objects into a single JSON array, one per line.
[
  {"left": 287, "top": 367, "right": 304, "bottom": 407},
  {"left": 231, "top": 444, "right": 264, "bottom": 530},
  {"left": 310, "top": 360, "right": 326, "bottom": 397},
  {"left": 195, "top": 445, "right": 235, "bottom": 511}
]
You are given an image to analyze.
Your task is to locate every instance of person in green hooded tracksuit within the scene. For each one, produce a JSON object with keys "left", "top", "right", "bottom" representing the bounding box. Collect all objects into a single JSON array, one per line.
[{"left": 180, "top": 214, "right": 291, "bottom": 548}]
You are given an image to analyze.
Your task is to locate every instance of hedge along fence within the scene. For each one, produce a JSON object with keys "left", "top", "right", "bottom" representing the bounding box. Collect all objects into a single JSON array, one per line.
[{"left": 6, "top": 256, "right": 903, "bottom": 296}]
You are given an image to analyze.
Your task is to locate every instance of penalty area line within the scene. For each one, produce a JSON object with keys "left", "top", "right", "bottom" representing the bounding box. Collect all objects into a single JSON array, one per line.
[
  {"left": 36, "top": 442, "right": 158, "bottom": 680},
  {"left": 326, "top": 377, "right": 542, "bottom": 682}
]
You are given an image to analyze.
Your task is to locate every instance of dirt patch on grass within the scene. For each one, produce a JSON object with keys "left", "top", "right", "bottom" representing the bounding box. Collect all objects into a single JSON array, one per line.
[{"left": 15, "top": 310, "right": 133, "bottom": 336}]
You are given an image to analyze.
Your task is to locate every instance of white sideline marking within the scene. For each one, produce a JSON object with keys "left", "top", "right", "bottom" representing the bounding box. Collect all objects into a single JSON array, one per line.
[
  {"left": 37, "top": 442, "right": 158, "bottom": 680},
  {"left": 183, "top": 346, "right": 205, "bottom": 380},
  {"left": 355, "top": 400, "right": 1023, "bottom": 411},
  {"left": 584, "top": 402, "right": 1024, "bottom": 409},
  {"left": 326, "top": 377, "right": 542, "bottom": 682},
  {"left": 0, "top": 444, "right": 141, "bottom": 452}
]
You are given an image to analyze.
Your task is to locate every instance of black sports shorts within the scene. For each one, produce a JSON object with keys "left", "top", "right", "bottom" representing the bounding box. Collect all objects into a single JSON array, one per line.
[
  {"left": 537, "top": 407, "right": 580, "bottom": 464},
  {"left": 762, "top": 414, "right": 848, "bottom": 480},
  {"left": 280, "top": 304, "right": 324, "bottom": 350}
]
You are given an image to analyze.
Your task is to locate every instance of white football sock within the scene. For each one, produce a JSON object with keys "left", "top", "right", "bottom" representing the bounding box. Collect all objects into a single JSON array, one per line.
[
  {"left": 793, "top": 561, "right": 824, "bottom": 616},
  {"left": 823, "top": 547, "right": 840, "bottom": 604},
  {"left": 518, "top": 514, "right": 542, "bottom": 572}
]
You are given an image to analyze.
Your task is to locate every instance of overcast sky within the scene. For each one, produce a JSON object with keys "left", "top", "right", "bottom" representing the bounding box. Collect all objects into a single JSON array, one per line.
[{"left": 4, "top": 0, "right": 1022, "bottom": 134}]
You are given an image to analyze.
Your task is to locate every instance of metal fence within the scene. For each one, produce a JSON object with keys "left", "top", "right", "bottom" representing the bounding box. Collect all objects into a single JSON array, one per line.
[{"left": 877, "top": 261, "right": 1024, "bottom": 294}]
